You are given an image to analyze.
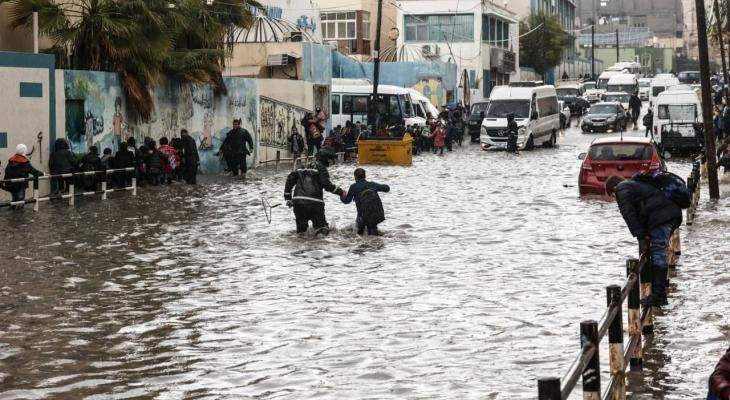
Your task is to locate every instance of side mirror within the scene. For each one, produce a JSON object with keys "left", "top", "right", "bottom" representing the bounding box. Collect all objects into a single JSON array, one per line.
[
  {"left": 662, "top": 151, "right": 672, "bottom": 160},
  {"left": 480, "top": 111, "right": 485, "bottom": 119},
  {"left": 578, "top": 152, "right": 587, "bottom": 160},
  {"left": 531, "top": 111, "right": 538, "bottom": 120}
]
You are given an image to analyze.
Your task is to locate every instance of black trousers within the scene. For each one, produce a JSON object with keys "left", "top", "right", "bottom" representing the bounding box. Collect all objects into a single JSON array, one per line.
[
  {"left": 225, "top": 153, "right": 248, "bottom": 176},
  {"left": 293, "top": 202, "right": 328, "bottom": 234},
  {"left": 356, "top": 217, "right": 378, "bottom": 235},
  {"left": 183, "top": 162, "right": 198, "bottom": 184}
]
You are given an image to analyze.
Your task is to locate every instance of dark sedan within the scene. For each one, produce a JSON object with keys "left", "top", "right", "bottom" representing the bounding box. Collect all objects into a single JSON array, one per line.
[{"left": 580, "top": 102, "right": 628, "bottom": 133}]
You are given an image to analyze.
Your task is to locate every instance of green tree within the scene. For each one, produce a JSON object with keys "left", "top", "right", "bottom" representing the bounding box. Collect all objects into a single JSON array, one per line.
[
  {"left": 0, "top": 0, "right": 260, "bottom": 121},
  {"left": 519, "top": 11, "right": 569, "bottom": 79}
]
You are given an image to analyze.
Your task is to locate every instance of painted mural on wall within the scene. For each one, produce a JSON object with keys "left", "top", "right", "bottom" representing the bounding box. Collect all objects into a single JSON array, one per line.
[
  {"left": 411, "top": 77, "right": 448, "bottom": 107},
  {"left": 63, "top": 70, "right": 257, "bottom": 174},
  {"left": 259, "top": 97, "right": 310, "bottom": 148}
]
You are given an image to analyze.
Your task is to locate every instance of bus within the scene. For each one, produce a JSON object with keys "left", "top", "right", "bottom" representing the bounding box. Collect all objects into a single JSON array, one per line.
[{"left": 330, "top": 84, "right": 425, "bottom": 129}]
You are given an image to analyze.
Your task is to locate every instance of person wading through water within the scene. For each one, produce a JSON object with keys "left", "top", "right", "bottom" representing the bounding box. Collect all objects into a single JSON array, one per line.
[{"left": 218, "top": 118, "right": 254, "bottom": 177}]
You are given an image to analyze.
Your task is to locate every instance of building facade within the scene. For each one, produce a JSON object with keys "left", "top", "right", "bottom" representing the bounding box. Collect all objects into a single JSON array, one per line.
[
  {"left": 395, "top": 0, "right": 519, "bottom": 103},
  {"left": 318, "top": 0, "right": 397, "bottom": 60}
]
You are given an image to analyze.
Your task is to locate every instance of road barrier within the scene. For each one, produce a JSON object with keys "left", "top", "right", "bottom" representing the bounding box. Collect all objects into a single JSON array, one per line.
[
  {"left": 0, "top": 167, "right": 136, "bottom": 211},
  {"left": 536, "top": 158, "right": 702, "bottom": 399},
  {"left": 258, "top": 149, "right": 356, "bottom": 172}
]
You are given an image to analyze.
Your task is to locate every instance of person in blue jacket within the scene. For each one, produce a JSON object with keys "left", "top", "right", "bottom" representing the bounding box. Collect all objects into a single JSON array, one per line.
[{"left": 341, "top": 168, "right": 390, "bottom": 236}]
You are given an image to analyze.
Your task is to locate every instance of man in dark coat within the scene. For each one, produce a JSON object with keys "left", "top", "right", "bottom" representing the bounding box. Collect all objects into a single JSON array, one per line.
[
  {"left": 506, "top": 113, "right": 519, "bottom": 153},
  {"left": 3, "top": 144, "right": 42, "bottom": 208},
  {"left": 218, "top": 118, "right": 254, "bottom": 176},
  {"left": 628, "top": 92, "right": 642, "bottom": 127},
  {"left": 341, "top": 168, "right": 390, "bottom": 236},
  {"left": 180, "top": 129, "right": 200, "bottom": 184},
  {"left": 284, "top": 146, "right": 344, "bottom": 235},
  {"left": 112, "top": 141, "right": 135, "bottom": 188},
  {"left": 709, "top": 347, "right": 730, "bottom": 399},
  {"left": 78, "top": 145, "right": 103, "bottom": 191},
  {"left": 49, "top": 138, "right": 77, "bottom": 195},
  {"left": 605, "top": 174, "right": 683, "bottom": 307}
]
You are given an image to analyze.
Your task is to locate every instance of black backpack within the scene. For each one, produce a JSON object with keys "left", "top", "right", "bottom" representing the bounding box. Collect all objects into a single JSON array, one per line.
[
  {"left": 359, "top": 188, "right": 385, "bottom": 225},
  {"left": 634, "top": 171, "right": 691, "bottom": 209}
]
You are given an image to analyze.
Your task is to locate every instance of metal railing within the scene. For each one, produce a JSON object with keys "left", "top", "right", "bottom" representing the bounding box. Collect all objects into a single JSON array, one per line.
[
  {"left": 536, "top": 161, "right": 700, "bottom": 399},
  {"left": 537, "top": 241, "right": 657, "bottom": 400},
  {"left": 0, "top": 167, "right": 136, "bottom": 211},
  {"left": 257, "top": 149, "right": 357, "bottom": 172}
]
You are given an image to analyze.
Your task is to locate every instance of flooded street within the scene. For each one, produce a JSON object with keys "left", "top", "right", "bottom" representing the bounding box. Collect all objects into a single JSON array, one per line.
[{"left": 1, "top": 119, "right": 729, "bottom": 399}]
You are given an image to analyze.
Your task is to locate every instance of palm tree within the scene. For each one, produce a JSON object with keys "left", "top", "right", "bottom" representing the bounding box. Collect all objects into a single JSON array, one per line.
[{"left": 1, "top": 0, "right": 260, "bottom": 121}]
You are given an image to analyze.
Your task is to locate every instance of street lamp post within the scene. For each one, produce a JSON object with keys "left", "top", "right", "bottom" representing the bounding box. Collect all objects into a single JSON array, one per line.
[{"left": 368, "top": 0, "right": 384, "bottom": 128}]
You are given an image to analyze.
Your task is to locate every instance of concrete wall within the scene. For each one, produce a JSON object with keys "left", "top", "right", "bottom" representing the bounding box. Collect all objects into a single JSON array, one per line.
[
  {"left": 0, "top": 52, "right": 57, "bottom": 202},
  {"left": 332, "top": 52, "right": 458, "bottom": 107}
]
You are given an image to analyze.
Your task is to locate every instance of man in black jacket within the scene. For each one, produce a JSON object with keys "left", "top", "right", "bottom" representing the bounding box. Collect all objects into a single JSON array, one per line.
[
  {"left": 284, "top": 146, "right": 344, "bottom": 235},
  {"left": 605, "top": 174, "right": 683, "bottom": 307},
  {"left": 629, "top": 92, "right": 642, "bottom": 128},
  {"left": 218, "top": 118, "right": 254, "bottom": 176},
  {"left": 341, "top": 168, "right": 390, "bottom": 235},
  {"left": 180, "top": 129, "right": 200, "bottom": 184},
  {"left": 49, "top": 138, "right": 77, "bottom": 195}
]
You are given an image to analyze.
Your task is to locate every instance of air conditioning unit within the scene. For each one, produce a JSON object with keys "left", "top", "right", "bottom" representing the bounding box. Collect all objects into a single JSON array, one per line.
[
  {"left": 267, "top": 54, "right": 290, "bottom": 66},
  {"left": 421, "top": 44, "right": 440, "bottom": 57}
]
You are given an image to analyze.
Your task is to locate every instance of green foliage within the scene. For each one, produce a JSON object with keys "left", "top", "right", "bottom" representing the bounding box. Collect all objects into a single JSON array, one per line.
[
  {"left": 0, "top": 0, "right": 261, "bottom": 121},
  {"left": 519, "top": 12, "right": 569, "bottom": 77}
]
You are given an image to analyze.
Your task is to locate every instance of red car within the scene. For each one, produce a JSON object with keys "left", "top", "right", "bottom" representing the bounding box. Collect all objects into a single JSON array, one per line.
[{"left": 578, "top": 137, "right": 666, "bottom": 195}]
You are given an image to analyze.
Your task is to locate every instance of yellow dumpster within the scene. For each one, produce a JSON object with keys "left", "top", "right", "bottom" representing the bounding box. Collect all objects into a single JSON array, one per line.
[{"left": 357, "top": 133, "right": 413, "bottom": 165}]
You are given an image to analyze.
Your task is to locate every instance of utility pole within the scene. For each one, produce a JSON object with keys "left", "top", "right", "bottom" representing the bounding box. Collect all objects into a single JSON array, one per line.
[
  {"left": 368, "top": 0, "right": 384, "bottom": 128},
  {"left": 714, "top": 0, "right": 730, "bottom": 107},
  {"left": 33, "top": 11, "right": 39, "bottom": 54},
  {"left": 591, "top": 24, "right": 596, "bottom": 80},
  {"left": 615, "top": 29, "right": 619, "bottom": 63},
  {"left": 695, "top": 0, "right": 720, "bottom": 199}
]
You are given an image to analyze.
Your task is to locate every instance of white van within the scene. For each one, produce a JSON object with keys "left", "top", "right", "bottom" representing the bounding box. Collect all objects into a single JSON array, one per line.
[
  {"left": 608, "top": 61, "right": 642, "bottom": 76},
  {"left": 596, "top": 70, "right": 623, "bottom": 101},
  {"left": 649, "top": 77, "right": 680, "bottom": 107},
  {"left": 406, "top": 88, "right": 439, "bottom": 120},
  {"left": 606, "top": 74, "right": 638, "bottom": 95},
  {"left": 480, "top": 82, "right": 560, "bottom": 150},
  {"left": 331, "top": 84, "right": 425, "bottom": 128},
  {"left": 651, "top": 89, "right": 702, "bottom": 148}
]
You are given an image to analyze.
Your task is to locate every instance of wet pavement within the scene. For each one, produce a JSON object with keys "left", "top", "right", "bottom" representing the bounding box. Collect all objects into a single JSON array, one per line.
[{"left": 0, "top": 113, "right": 728, "bottom": 399}]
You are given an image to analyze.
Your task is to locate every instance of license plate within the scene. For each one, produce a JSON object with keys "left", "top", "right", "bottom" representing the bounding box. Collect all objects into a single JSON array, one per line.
[{"left": 469, "top": 121, "right": 478, "bottom": 125}]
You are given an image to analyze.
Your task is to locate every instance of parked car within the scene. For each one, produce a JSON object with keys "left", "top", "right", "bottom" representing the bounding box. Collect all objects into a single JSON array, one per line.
[
  {"left": 468, "top": 100, "right": 489, "bottom": 142},
  {"left": 580, "top": 102, "right": 629, "bottom": 133},
  {"left": 559, "top": 100, "right": 571, "bottom": 129},
  {"left": 578, "top": 136, "right": 666, "bottom": 195},
  {"left": 638, "top": 78, "right": 651, "bottom": 100}
]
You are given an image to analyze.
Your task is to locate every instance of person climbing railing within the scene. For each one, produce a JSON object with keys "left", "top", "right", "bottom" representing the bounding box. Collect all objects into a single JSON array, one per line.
[
  {"left": 0, "top": 167, "right": 136, "bottom": 211},
  {"left": 536, "top": 239, "right": 670, "bottom": 399}
]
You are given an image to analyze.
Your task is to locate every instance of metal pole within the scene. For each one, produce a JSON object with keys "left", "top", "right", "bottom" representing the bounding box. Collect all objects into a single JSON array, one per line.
[
  {"left": 714, "top": 0, "right": 730, "bottom": 107},
  {"left": 626, "top": 259, "right": 642, "bottom": 368},
  {"left": 368, "top": 0, "right": 384, "bottom": 127},
  {"left": 607, "top": 285, "right": 626, "bottom": 399},
  {"left": 639, "top": 238, "right": 654, "bottom": 334},
  {"left": 695, "top": 0, "right": 721, "bottom": 199},
  {"left": 69, "top": 183, "right": 75, "bottom": 206},
  {"left": 275, "top": 150, "right": 280, "bottom": 173},
  {"left": 580, "top": 320, "right": 601, "bottom": 399},
  {"left": 33, "top": 11, "right": 39, "bottom": 54},
  {"left": 33, "top": 177, "right": 39, "bottom": 212},
  {"left": 591, "top": 26, "right": 595, "bottom": 80},
  {"left": 537, "top": 377, "right": 562, "bottom": 400},
  {"left": 616, "top": 29, "right": 619, "bottom": 63}
]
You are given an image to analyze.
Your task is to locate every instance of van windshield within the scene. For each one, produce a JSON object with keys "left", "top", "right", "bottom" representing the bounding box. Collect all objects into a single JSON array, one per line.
[
  {"left": 639, "top": 81, "right": 650, "bottom": 88},
  {"left": 400, "top": 94, "right": 413, "bottom": 117},
  {"left": 603, "top": 94, "right": 630, "bottom": 103},
  {"left": 607, "top": 84, "right": 636, "bottom": 94},
  {"left": 652, "top": 87, "right": 666, "bottom": 96},
  {"left": 470, "top": 102, "right": 489, "bottom": 115},
  {"left": 584, "top": 82, "right": 596, "bottom": 90},
  {"left": 486, "top": 99, "right": 530, "bottom": 118},
  {"left": 589, "top": 144, "right": 653, "bottom": 161},
  {"left": 657, "top": 104, "right": 696, "bottom": 120},
  {"left": 597, "top": 79, "right": 610, "bottom": 90},
  {"left": 556, "top": 88, "right": 580, "bottom": 97}
]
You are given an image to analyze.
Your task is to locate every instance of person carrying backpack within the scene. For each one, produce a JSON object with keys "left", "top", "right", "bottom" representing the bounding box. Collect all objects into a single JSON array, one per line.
[
  {"left": 340, "top": 168, "right": 390, "bottom": 236},
  {"left": 605, "top": 171, "right": 690, "bottom": 307}
]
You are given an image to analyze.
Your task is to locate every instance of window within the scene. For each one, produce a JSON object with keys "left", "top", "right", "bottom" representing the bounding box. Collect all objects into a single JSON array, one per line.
[
  {"left": 331, "top": 95, "right": 340, "bottom": 115},
  {"left": 658, "top": 104, "right": 697, "bottom": 120},
  {"left": 589, "top": 144, "right": 653, "bottom": 161},
  {"left": 537, "top": 96, "right": 558, "bottom": 117},
  {"left": 342, "top": 95, "right": 368, "bottom": 115},
  {"left": 482, "top": 16, "right": 511, "bottom": 48},
  {"left": 404, "top": 14, "right": 474, "bottom": 42},
  {"left": 321, "top": 12, "right": 357, "bottom": 40},
  {"left": 362, "top": 12, "right": 371, "bottom": 40}
]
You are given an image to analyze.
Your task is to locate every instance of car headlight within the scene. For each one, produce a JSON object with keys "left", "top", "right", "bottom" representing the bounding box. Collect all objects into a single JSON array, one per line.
[
  {"left": 582, "top": 117, "right": 590, "bottom": 124},
  {"left": 518, "top": 127, "right": 526, "bottom": 135},
  {"left": 607, "top": 116, "right": 617, "bottom": 122}
]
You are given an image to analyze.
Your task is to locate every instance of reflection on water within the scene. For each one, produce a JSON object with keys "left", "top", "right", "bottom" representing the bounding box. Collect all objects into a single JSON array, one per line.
[{"left": 0, "top": 125, "right": 728, "bottom": 399}]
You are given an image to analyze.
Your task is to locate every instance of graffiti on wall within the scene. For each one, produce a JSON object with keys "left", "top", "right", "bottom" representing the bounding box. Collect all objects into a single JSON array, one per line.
[
  {"left": 259, "top": 97, "right": 310, "bottom": 148},
  {"left": 63, "top": 71, "right": 257, "bottom": 174},
  {"left": 411, "top": 77, "right": 448, "bottom": 107}
]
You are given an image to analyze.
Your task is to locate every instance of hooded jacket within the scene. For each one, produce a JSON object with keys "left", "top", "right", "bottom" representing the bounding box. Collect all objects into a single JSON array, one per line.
[
  {"left": 220, "top": 127, "right": 254, "bottom": 157},
  {"left": 341, "top": 178, "right": 390, "bottom": 218},
  {"left": 284, "top": 160, "right": 342, "bottom": 205},
  {"left": 710, "top": 349, "right": 730, "bottom": 400},
  {"left": 615, "top": 179, "right": 683, "bottom": 238},
  {"left": 4, "top": 154, "right": 41, "bottom": 191},
  {"left": 49, "top": 139, "right": 77, "bottom": 174}
]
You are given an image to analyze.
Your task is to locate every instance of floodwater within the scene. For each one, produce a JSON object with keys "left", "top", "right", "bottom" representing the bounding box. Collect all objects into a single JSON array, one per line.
[{"left": 1, "top": 115, "right": 728, "bottom": 399}]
